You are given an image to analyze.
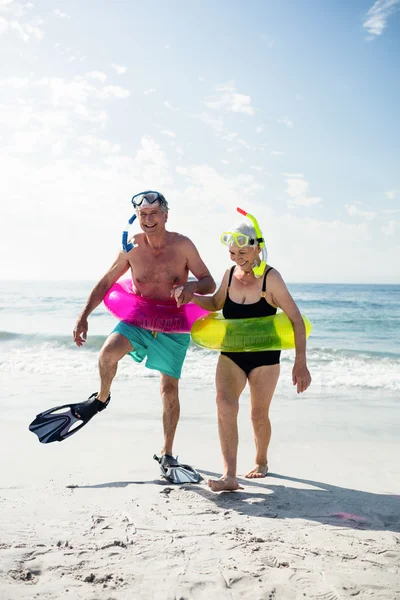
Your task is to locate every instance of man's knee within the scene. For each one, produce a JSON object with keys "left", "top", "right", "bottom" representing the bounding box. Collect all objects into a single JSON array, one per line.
[
  {"left": 99, "top": 334, "right": 130, "bottom": 365},
  {"left": 160, "top": 375, "right": 179, "bottom": 399}
]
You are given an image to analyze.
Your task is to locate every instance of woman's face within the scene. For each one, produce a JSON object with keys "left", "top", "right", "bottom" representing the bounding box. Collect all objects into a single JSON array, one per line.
[{"left": 228, "top": 244, "right": 259, "bottom": 271}]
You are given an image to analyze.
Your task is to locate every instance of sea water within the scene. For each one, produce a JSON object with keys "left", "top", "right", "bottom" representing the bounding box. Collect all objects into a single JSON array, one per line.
[{"left": 1, "top": 280, "right": 399, "bottom": 444}]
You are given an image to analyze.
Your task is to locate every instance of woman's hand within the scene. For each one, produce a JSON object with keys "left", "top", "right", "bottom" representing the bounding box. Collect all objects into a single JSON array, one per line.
[
  {"left": 170, "top": 282, "right": 197, "bottom": 307},
  {"left": 292, "top": 361, "right": 312, "bottom": 394}
]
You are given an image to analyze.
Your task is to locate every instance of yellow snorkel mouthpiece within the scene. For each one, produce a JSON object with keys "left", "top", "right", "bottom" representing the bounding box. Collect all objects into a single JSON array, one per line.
[{"left": 236, "top": 207, "right": 267, "bottom": 278}]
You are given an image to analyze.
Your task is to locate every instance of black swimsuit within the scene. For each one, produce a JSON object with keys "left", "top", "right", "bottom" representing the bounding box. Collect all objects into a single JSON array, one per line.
[{"left": 221, "top": 266, "right": 281, "bottom": 376}]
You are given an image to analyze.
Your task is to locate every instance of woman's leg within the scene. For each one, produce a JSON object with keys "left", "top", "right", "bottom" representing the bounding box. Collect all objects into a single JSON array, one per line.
[
  {"left": 246, "top": 364, "right": 280, "bottom": 478},
  {"left": 208, "top": 355, "right": 247, "bottom": 492}
]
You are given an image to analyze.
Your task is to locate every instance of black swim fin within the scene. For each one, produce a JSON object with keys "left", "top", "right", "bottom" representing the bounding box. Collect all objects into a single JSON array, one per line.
[
  {"left": 29, "top": 393, "right": 110, "bottom": 444},
  {"left": 153, "top": 454, "right": 203, "bottom": 484}
]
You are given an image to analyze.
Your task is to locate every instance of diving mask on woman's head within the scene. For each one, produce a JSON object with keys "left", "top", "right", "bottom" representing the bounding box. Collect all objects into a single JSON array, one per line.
[
  {"left": 131, "top": 190, "right": 168, "bottom": 210},
  {"left": 220, "top": 208, "right": 268, "bottom": 278},
  {"left": 220, "top": 232, "right": 262, "bottom": 248}
]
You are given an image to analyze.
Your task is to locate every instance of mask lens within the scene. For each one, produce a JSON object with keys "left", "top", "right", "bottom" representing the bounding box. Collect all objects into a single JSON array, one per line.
[
  {"left": 220, "top": 233, "right": 232, "bottom": 245},
  {"left": 235, "top": 234, "right": 248, "bottom": 247},
  {"left": 132, "top": 191, "right": 160, "bottom": 208}
]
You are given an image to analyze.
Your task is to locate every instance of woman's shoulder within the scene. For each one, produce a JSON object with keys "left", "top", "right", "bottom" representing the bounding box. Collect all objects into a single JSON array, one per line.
[{"left": 265, "top": 265, "right": 285, "bottom": 285}]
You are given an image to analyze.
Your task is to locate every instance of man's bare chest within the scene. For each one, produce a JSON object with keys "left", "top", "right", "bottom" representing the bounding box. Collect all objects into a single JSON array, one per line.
[{"left": 129, "top": 249, "right": 187, "bottom": 285}]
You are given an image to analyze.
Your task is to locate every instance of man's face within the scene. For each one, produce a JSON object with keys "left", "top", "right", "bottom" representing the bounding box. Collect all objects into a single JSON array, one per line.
[{"left": 137, "top": 204, "right": 168, "bottom": 234}]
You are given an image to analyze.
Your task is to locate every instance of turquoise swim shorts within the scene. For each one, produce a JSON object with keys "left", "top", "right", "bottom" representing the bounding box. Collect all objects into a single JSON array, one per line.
[{"left": 112, "top": 321, "right": 190, "bottom": 379}]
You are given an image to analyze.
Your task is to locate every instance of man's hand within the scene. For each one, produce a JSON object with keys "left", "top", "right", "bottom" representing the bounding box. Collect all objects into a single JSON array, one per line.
[
  {"left": 292, "top": 361, "right": 312, "bottom": 394},
  {"left": 170, "top": 282, "right": 197, "bottom": 307},
  {"left": 73, "top": 316, "right": 88, "bottom": 347}
]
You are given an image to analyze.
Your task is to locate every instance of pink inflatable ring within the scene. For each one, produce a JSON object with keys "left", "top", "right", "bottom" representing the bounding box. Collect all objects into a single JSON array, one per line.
[{"left": 104, "top": 279, "right": 209, "bottom": 333}]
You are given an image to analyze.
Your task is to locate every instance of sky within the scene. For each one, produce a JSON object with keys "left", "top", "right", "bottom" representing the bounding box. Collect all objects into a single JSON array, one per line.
[{"left": 0, "top": 0, "right": 399, "bottom": 284}]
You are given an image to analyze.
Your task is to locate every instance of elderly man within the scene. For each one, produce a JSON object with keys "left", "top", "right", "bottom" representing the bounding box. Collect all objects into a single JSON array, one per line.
[{"left": 69, "top": 191, "right": 215, "bottom": 468}]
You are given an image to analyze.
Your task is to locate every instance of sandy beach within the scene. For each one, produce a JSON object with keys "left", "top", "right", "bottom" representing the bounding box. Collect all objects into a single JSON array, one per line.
[{"left": 1, "top": 374, "right": 400, "bottom": 600}]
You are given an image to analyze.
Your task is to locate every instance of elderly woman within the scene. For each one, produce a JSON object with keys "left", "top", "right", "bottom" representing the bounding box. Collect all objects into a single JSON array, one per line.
[{"left": 191, "top": 210, "right": 311, "bottom": 492}]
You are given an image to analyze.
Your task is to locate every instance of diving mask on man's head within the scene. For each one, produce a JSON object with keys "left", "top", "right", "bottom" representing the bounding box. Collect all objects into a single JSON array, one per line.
[
  {"left": 131, "top": 190, "right": 168, "bottom": 210},
  {"left": 122, "top": 190, "right": 168, "bottom": 253}
]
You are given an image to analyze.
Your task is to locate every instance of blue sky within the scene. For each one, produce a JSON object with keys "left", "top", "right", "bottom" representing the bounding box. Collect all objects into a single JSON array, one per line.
[{"left": 0, "top": 0, "right": 399, "bottom": 283}]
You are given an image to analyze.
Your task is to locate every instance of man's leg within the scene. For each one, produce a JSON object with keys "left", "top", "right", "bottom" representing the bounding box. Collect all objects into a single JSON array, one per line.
[
  {"left": 98, "top": 333, "right": 133, "bottom": 402},
  {"left": 208, "top": 355, "right": 247, "bottom": 492},
  {"left": 245, "top": 364, "right": 280, "bottom": 478},
  {"left": 159, "top": 373, "right": 180, "bottom": 456}
]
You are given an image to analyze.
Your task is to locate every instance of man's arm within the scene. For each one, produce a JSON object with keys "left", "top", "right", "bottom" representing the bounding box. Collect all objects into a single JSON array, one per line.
[
  {"left": 172, "top": 238, "right": 216, "bottom": 307},
  {"left": 73, "top": 252, "right": 130, "bottom": 346}
]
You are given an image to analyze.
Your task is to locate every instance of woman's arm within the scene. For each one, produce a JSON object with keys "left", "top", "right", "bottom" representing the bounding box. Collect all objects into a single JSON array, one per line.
[
  {"left": 191, "top": 269, "right": 230, "bottom": 311},
  {"left": 268, "top": 269, "right": 312, "bottom": 393}
]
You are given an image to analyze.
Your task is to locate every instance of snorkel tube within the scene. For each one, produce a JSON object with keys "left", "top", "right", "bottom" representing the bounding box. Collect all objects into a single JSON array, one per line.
[
  {"left": 121, "top": 212, "right": 137, "bottom": 252},
  {"left": 236, "top": 207, "right": 267, "bottom": 278}
]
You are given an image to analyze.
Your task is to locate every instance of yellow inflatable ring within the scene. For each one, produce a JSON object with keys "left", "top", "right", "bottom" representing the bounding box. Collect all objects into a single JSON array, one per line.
[{"left": 191, "top": 312, "right": 312, "bottom": 352}]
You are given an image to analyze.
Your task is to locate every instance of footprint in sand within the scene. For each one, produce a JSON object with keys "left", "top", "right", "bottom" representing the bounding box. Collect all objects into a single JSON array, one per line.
[{"left": 290, "top": 572, "right": 341, "bottom": 600}]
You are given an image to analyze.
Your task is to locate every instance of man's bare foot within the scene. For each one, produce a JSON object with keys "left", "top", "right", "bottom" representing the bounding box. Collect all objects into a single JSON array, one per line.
[
  {"left": 208, "top": 476, "right": 244, "bottom": 492},
  {"left": 245, "top": 463, "right": 269, "bottom": 478}
]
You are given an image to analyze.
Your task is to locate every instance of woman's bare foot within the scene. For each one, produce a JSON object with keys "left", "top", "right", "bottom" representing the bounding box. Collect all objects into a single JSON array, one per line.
[
  {"left": 208, "top": 476, "right": 243, "bottom": 492},
  {"left": 245, "top": 463, "right": 269, "bottom": 478}
]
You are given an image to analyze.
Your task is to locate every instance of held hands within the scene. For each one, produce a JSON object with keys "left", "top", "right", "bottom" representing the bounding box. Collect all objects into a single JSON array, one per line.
[
  {"left": 73, "top": 316, "right": 88, "bottom": 347},
  {"left": 292, "top": 361, "right": 312, "bottom": 394},
  {"left": 170, "top": 282, "right": 197, "bottom": 307}
]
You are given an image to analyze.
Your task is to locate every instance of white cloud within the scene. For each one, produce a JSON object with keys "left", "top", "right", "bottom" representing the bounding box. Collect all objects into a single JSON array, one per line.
[
  {"left": 144, "top": 88, "right": 156, "bottom": 95},
  {"left": 164, "top": 100, "right": 180, "bottom": 111},
  {"left": 345, "top": 203, "right": 376, "bottom": 220},
  {"left": 195, "top": 112, "right": 251, "bottom": 152},
  {"left": 0, "top": 76, "right": 29, "bottom": 88},
  {"left": 256, "top": 126, "right": 264, "bottom": 134},
  {"left": 9, "top": 130, "right": 42, "bottom": 153},
  {"left": 54, "top": 8, "right": 70, "bottom": 19},
  {"left": 271, "top": 151, "right": 283, "bottom": 156},
  {"left": 10, "top": 18, "right": 44, "bottom": 41},
  {"left": 205, "top": 84, "right": 255, "bottom": 116},
  {"left": 99, "top": 85, "right": 129, "bottom": 99},
  {"left": 386, "top": 190, "right": 397, "bottom": 199},
  {"left": 197, "top": 112, "right": 224, "bottom": 135},
  {"left": 0, "top": 1, "right": 44, "bottom": 41},
  {"left": 0, "top": 15, "right": 8, "bottom": 33},
  {"left": 79, "top": 134, "right": 120, "bottom": 154},
  {"left": 363, "top": 0, "right": 400, "bottom": 36},
  {"left": 278, "top": 116, "right": 293, "bottom": 128},
  {"left": 112, "top": 64, "right": 127, "bottom": 74},
  {"left": 381, "top": 220, "right": 397, "bottom": 236},
  {"left": 285, "top": 175, "right": 322, "bottom": 207},
  {"left": 162, "top": 130, "right": 176, "bottom": 138},
  {"left": 89, "top": 71, "right": 107, "bottom": 83}
]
